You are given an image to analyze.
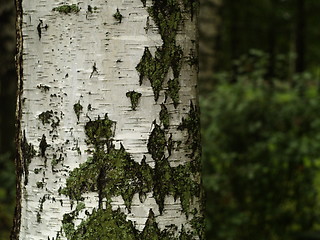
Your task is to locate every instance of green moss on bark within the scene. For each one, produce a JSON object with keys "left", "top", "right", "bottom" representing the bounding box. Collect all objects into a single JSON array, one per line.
[
  {"left": 51, "top": 154, "right": 64, "bottom": 170},
  {"left": 167, "top": 133, "right": 173, "bottom": 156},
  {"left": 63, "top": 206, "right": 194, "bottom": 240},
  {"left": 39, "top": 134, "right": 48, "bottom": 158},
  {"left": 172, "top": 163, "right": 200, "bottom": 216},
  {"left": 62, "top": 115, "right": 153, "bottom": 210},
  {"left": 186, "top": 50, "right": 198, "bottom": 67},
  {"left": 179, "top": 226, "right": 194, "bottom": 240},
  {"left": 136, "top": 0, "right": 183, "bottom": 102},
  {"left": 159, "top": 104, "right": 169, "bottom": 129},
  {"left": 147, "top": 123, "right": 167, "bottom": 161},
  {"left": 73, "top": 101, "right": 83, "bottom": 121},
  {"left": 62, "top": 203, "right": 86, "bottom": 238},
  {"left": 153, "top": 158, "right": 173, "bottom": 214},
  {"left": 147, "top": 0, "right": 182, "bottom": 43},
  {"left": 139, "top": 156, "right": 154, "bottom": 202},
  {"left": 136, "top": 0, "right": 199, "bottom": 103},
  {"left": 140, "top": 209, "right": 174, "bottom": 240},
  {"left": 62, "top": 142, "right": 153, "bottom": 209},
  {"left": 36, "top": 181, "right": 44, "bottom": 188},
  {"left": 190, "top": 216, "right": 205, "bottom": 239},
  {"left": 113, "top": 8, "right": 123, "bottom": 23},
  {"left": 178, "top": 102, "right": 201, "bottom": 163},
  {"left": 153, "top": 157, "right": 200, "bottom": 216},
  {"left": 39, "top": 110, "right": 53, "bottom": 125},
  {"left": 64, "top": 207, "right": 138, "bottom": 240},
  {"left": 38, "top": 110, "right": 60, "bottom": 131},
  {"left": 84, "top": 114, "right": 115, "bottom": 148},
  {"left": 136, "top": 46, "right": 183, "bottom": 102},
  {"left": 53, "top": 4, "right": 80, "bottom": 14},
  {"left": 136, "top": 47, "right": 153, "bottom": 86},
  {"left": 146, "top": 121, "right": 200, "bottom": 215},
  {"left": 167, "top": 78, "right": 180, "bottom": 108},
  {"left": 87, "top": 5, "right": 97, "bottom": 14},
  {"left": 22, "top": 131, "right": 36, "bottom": 185},
  {"left": 126, "top": 91, "right": 142, "bottom": 110},
  {"left": 61, "top": 113, "right": 202, "bottom": 238}
]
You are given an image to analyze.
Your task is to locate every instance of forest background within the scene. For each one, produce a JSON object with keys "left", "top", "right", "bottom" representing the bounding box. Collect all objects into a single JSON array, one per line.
[{"left": 1, "top": 0, "right": 320, "bottom": 239}]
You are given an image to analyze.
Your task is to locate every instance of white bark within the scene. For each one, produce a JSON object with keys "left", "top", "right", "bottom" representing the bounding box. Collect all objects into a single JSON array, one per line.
[{"left": 14, "top": 0, "right": 202, "bottom": 239}]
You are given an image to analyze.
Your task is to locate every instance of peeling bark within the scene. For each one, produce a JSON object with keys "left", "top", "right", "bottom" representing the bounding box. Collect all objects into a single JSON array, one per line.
[{"left": 13, "top": 0, "right": 203, "bottom": 239}]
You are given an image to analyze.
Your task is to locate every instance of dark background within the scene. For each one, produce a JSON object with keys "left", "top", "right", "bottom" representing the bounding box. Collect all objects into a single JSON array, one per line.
[
  {"left": 2, "top": 0, "right": 320, "bottom": 239},
  {"left": 0, "top": 0, "right": 17, "bottom": 239}
]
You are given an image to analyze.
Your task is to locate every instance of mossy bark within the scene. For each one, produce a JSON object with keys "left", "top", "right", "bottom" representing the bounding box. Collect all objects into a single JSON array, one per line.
[{"left": 13, "top": 0, "right": 202, "bottom": 239}]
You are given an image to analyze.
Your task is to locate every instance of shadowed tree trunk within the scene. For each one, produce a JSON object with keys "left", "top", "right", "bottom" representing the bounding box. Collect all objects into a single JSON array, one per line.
[
  {"left": 295, "top": 0, "right": 306, "bottom": 73},
  {"left": 0, "top": 0, "right": 16, "bottom": 239},
  {"left": 199, "top": 0, "right": 222, "bottom": 84},
  {"left": 266, "top": 0, "right": 277, "bottom": 82},
  {"left": 11, "top": 0, "right": 204, "bottom": 239},
  {"left": 0, "top": 0, "right": 16, "bottom": 154}
]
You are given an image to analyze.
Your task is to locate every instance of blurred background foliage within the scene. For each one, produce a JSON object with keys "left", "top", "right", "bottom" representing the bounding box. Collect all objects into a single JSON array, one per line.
[
  {"left": 202, "top": 76, "right": 320, "bottom": 240},
  {"left": 2, "top": 0, "right": 320, "bottom": 239},
  {"left": 199, "top": 0, "right": 320, "bottom": 239},
  {"left": 0, "top": 0, "right": 16, "bottom": 239}
]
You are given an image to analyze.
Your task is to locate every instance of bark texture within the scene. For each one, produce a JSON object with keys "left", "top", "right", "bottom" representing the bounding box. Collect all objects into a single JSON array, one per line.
[{"left": 13, "top": 0, "right": 203, "bottom": 239}]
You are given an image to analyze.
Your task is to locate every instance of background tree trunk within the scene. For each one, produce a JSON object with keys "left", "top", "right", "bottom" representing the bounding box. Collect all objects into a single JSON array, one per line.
[
  {"left": 198, "top": 0, "right": 222, "bottom": 84},
  {"left": 0, "top": 1, "right": 16, "bottom": 239},
  {"left": 0, "top": 0, "right": 16, "bottom": 155},
  {"left": 12, "top": 0, "right": 203, "bottom": 239},
  {"left": 295, "top": 0, "right": 306, "bottom": 73}
]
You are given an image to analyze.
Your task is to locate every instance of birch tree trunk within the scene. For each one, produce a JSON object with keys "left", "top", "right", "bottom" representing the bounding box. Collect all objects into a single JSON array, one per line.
[{"left": 12, "top": 0, "right": 203, "bottom": 239}]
